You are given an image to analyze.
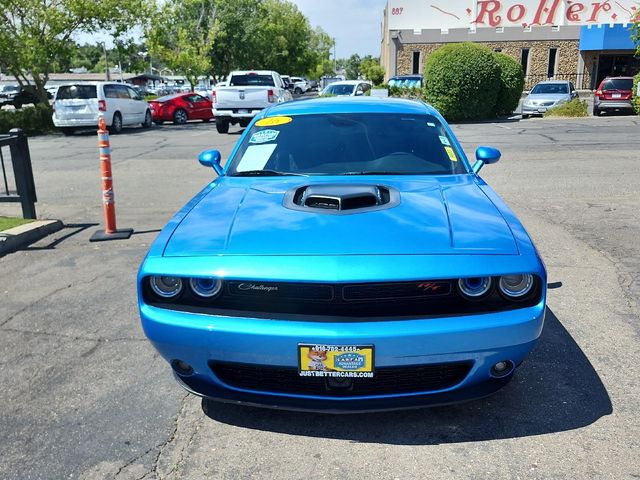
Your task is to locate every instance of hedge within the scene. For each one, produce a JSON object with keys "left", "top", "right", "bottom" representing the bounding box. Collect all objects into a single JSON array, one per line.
[
  {"left": 494, "top": 53, "right": 525, "bottom": 117},
  {"left": 543, "top": 98, "right": 588, "bottom": 117},
  {"left": 423, "top": 42, "right": 501, "bottom": 121},
  {"left": 0, "top": 104, "right": 55, "bottom": 135}
]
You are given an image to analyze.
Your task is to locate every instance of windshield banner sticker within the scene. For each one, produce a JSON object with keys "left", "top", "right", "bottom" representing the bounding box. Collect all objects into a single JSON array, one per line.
[
  {"left": 255, "top": 116, "right": 293, "bottom": 127},
  {"left": 439, "top": 135, "right": 451, "bottom": 146},
  {"left": 444, "top": 146, "right": 457, "bottom": 162},
  {"left": 249, "top": 129, "right": 280, "bottom": 144}
]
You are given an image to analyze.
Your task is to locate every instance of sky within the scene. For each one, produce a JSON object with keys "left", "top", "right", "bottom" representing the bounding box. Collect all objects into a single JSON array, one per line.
[
  {"left": 78, "top": 0, "right": 388, "bottom": 60},
  {"left": 289, "top": 0, "right": 388, "bottom": 59}
]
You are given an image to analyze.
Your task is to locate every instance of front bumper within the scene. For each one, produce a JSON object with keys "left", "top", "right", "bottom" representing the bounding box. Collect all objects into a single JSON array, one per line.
[
  {"left": 140, "top": 300, "right": 545, "bottom": 412},
  {"left": 522, "top": 105, "right": 555, "bottom": 115}
]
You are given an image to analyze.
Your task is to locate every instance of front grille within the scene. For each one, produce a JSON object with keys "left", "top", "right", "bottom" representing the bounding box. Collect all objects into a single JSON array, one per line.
[
  {"left": 145, "top": 277, "right": 542, "bottom": 320},
  {"left": 210, "top": 361, "right": 472, "bottom": 397}
]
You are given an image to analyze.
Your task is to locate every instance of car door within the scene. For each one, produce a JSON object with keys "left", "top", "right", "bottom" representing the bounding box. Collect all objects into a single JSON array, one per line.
[
  {"left": 126, "top": 85, "right": 147, "bottom": 123},
  {"left": 190, "top": 94, "right": 211, "bottom": 119},
  {"left": 183, "top": 94, "right": 202, "bottom": 119}
]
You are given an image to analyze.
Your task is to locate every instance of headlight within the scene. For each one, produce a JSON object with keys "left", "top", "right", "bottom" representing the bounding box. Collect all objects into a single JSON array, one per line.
[
  {"left": 498, "top": 274, "right": 534, "bottom": 298},
  {"left": 457, "top": 277, "right": 492, "bottom": 299},
  {"left": 189, "top": 277, "right": 222, "bottom": 298},
  {"left": 150, "top": 275, "right": 183, "bottom": 298}
]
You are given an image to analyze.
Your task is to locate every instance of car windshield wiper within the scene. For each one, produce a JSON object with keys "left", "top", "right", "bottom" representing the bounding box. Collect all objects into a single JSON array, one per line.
[{"left": 231, "top": 170, "right": 308, "bottom": 177}]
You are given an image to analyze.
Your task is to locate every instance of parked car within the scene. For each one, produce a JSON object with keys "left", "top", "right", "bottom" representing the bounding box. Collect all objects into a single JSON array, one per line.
[
  {"left": 307, "top": 78, "right": 319, "bottom": 91},
  {"left": 388, "top": 75, "right": 424, "bottom": 89},
  {"left": 0, "top": 85, "right": 49, "bottom": 109},
  {"left": 521, "top": 80, "right": 578, "bottom": 118},
  {"left": 137, "top": 97, "right": 547, "bottom": 412},
  {"left": 290, "top": 76, "right": 309, "bottom": 94},
  {"left": 212, "top": 70, "right": 292, "bottom": 134},
  {"left": 45, "top": 85, "right": 60, "bottom": 99},
  {"left": 52, "top": 82, "right": 152, "bottom": 135},
  {"left": 280, "top": 75, "right": 293, "bottom": 90},
  {"left": 593, "top": 76, "right": 635, "bottom": 116},
  {"left": 320, "top": 80, "right": 371, "bottom": 96},
  {"left": 148, "top": 93, "right": 213, "bottom": 125}
]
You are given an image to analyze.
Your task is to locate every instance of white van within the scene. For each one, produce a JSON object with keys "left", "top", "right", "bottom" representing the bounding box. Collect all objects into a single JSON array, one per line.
[{"left": 52, "top": 82, "right": 152, "bottom": 135}]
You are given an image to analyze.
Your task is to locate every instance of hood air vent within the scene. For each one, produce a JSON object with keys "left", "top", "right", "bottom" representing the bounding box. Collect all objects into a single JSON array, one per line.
[{"left": 284, "top": 184, "right": 400, "bottom": 215}]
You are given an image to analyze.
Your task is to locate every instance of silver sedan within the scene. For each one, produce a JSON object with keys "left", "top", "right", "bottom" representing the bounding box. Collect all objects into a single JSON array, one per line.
[{"left": 522, "top": 80, "right": 578, "bottom": 118}]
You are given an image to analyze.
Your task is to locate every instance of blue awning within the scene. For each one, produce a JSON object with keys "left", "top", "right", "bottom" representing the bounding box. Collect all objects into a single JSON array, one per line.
[{"left": 579, "top": 24, "right": 636, "bottom": 51}]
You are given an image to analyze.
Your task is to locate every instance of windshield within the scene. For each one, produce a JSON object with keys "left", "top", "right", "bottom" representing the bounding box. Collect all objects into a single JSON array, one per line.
[
  {"left": 155, "top": 94, "right": 180, "bottom": 102},
  {"left": 56, "top": 85, "right": 97, "bottom": 99},
  {"left": 602, "top": 79, "right": 633, "bottom": 91},
  {"left": 388, "top": 77, "right": 422, "bottom": 88},
  {"left": 229, "top": 113, "right": 466, "bottom": 176},
  {"left": 229, "top": 74, "right": 275, "bottom": 87},
  {"left": 324, "top": 84, "right": 355, "bottom": 95},
  {"left": 2, "top": 85, "right": 19, "bottom": 93},
  {"left": 531, "top": 83, "right": 568, "bottom": 94}
]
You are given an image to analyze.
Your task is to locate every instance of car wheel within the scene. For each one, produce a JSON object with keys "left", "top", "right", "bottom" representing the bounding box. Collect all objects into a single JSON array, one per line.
[
  {"left": 294, "top": 87, "right": 302, "bottom": 95},
  {"left": 593, "top": 108, "right": 601, "bottom": 117},
  {"left": 173, "top": 109, "right": 188, "bottom": 125},
  {"left": 61, "top": 128, "right": 75, "bottom": 136},
  {"left": 142, "top": 110, "right": 153, "bottom": 128},
  {"left": 521, "top": 114, "right": 529, "bottom": 119},
  {"left": 216, "top": 119, "right": 230, "bottom": 134},
  {"left": 239, "top": 119, "right": 250, "bottom": 128},
  {"left": 109, "top": 112, "right": 123, "bottom": 134}
]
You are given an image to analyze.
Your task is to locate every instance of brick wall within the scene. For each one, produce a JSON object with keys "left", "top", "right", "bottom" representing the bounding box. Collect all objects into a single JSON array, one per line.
[{"left": 397, "top": 40, "right": 588, "bottom": 89}]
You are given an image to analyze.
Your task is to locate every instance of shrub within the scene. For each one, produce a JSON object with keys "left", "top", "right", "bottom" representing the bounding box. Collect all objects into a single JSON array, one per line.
[
  {"left": 0, "top": 104, "right": 54, "bottom": 135},
  {"left": 543, "top": 98, "right": 588, "bottom": 117},
  {"left": 423, "top": 42, "right": 501, "bottom": 121},
  {"left": 494, "top": 53, "right": 525, "bottom": 116},
  {"left": 633, "top": 73, "right": 640, "bottom": 115}
]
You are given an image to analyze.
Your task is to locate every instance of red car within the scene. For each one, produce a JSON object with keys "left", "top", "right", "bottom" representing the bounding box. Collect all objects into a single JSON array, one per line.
[
  {"left": 593, "top": 77, "right": 635, "bottom": 116},
  {"left": 148, "top": 93, "right": 213, "bottom": 124}
]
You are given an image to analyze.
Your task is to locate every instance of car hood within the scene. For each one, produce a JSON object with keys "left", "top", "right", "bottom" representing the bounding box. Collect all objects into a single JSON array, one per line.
[
  {"left": 163, "top": 176, "right": 518, "bottom": 257},
  {"left": 525, "top": 93, "right": 570, "bottom": 102}
]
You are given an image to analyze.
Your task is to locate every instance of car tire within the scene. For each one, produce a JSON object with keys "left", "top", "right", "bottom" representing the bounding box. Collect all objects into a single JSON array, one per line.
[
  {"left": 239, "top": 119, "right": 250, "bottom": 128},
  {"left": 61, "top": 128, "right": 75, "bottom": 136},
  {"left": 142, "top": 110, "right": 153, "bottom": 128},
  {"left": 173, "top": 109, "right": 188, "bottom": 125},
  {"left": 521, "top": 114, "right": 529, "bottom": 119},
  {"left": 593, "top": 108, "right": 601, "bottom": 117},
  {"left": 109, "top": 112, "right": 123, "bottom": 134},
  {"left": 294, "top": 87, "right": 302, "bottom": 95},
  {"left": 216, "top": 119, "right": 230, "bottom": 134}
]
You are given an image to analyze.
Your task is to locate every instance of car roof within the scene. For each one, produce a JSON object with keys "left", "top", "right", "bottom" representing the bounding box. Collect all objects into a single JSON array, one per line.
[
  {"left": 390, "top": 75, "right": 423, "bottom": 79},
  {"left": 603, "top": 76, "right": 633, "bottom": 80},
  {"left": 325, "top": 80, "right": 366, "bottom": 86},
  {"left": 230, "top": 70, "right": 277, "bottom": 75},
  {"left": 263, "top": 97, "right": 436, "bottom": 117},
  {"left": 535, "top": 80, "right": 571, "bottom": 84}
]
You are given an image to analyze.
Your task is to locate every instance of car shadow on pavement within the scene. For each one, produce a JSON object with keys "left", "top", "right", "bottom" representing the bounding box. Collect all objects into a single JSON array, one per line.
[{"left": 202, "top": 307, "right": 612, "bottom": 444}]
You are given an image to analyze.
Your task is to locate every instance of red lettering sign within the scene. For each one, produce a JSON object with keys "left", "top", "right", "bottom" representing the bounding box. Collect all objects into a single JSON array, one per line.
[
  {"left": 507, "top": 4, "right": 527, "bottom": 21},
  {"left": 566, "top": 2, "right": 586, "bottom": 21},
  {"left": 474, "top": 0, "right": 503, "bottom": 26}
]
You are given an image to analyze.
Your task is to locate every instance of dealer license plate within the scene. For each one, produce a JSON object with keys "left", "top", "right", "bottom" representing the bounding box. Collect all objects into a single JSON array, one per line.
[
  {"left": 298, "top": 344, "right": 374, "bottom": 378},
  {"left": 612, "top": 93, "right": 622, "bottom": 99},
  {"left": 537, "top": 107, "right": 547, "bottom": 113}
]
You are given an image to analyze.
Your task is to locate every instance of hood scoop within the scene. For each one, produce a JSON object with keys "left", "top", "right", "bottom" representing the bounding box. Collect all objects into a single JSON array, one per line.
[{"left": 284, "top": 184, "right": 400, "bottom": 215}]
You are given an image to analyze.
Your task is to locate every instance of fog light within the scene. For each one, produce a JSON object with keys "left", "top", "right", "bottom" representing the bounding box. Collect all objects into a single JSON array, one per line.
[
  {"left": 171, "top": 359, "right": 194, "bottom": 376},
  {"left": 491, "top": 360, "right": 514, "bottom": 378}
]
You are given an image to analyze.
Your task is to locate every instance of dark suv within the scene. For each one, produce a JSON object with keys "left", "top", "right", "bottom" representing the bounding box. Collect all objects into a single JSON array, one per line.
[
  {"left": 0, "top": 86, "right": 49, "bottom": 109},
  {"left": 593, "top": 77, "right": 635, "bottom": 116}
]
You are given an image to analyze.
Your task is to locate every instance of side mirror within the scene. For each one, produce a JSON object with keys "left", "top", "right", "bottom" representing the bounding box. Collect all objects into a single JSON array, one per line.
[
  {"left": 473, "top": 146, "right": 501, "bottom": 174},
  {"left": 355, "top": 90, "right": 364, "bottom": 96},
  {"left": 198, "top": 149, "right": 224, "bottom": 176}
]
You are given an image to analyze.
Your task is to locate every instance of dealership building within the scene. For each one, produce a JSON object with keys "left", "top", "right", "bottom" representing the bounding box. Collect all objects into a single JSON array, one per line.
[{"left": 381, "top": 0, "right": 639, "bottom": 89}]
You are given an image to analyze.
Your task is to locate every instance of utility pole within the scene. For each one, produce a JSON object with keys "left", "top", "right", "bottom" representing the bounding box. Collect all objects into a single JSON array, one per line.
[
  {"left": 102, "top": 42, "right": 111, "bottom": 81},
  {"left": 333, "top": 37, "right": 337, "bottom": 74}
]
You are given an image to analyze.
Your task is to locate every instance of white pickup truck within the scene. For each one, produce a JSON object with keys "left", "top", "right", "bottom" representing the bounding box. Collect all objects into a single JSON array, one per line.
[{"left": 212, "top": 70, "right": 293, "bottom": 134}]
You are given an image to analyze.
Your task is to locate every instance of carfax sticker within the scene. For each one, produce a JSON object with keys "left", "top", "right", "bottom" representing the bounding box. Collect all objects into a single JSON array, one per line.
[
  {"left": 249, "top": 129, "right": 279, "bottom": 144},
  {"left": 444, "top": 146, "right": 457, "bottom": 162},
  {"left": 255, "top": 116, "right": 292, "bottom": 127},
  {"left": 439, "top": 135, "right": 451, "bottom": 146}
]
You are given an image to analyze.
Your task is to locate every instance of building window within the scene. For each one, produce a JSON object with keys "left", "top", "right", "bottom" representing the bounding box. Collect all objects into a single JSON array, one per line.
[
  {"left": 520, "top": 48, "right": 530, "bottom": 75},
  {"left": 548, "top": 48, "right": 558, "bottom": 77},
  {"left": 412, "top": 51, "right": 421, "bottom": 74}
]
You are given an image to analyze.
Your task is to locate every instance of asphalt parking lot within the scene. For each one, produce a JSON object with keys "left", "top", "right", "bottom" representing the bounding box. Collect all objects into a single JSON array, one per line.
[{"left": 1, "top": 114, "right": 639, "bottom": 479}]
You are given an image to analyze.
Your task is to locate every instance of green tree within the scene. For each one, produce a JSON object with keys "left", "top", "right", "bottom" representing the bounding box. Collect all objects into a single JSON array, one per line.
[
  {"left": 342, "top": 54, "right": 362, "bottom": 79},
  {"left": 360, "top": 57, "right": 384, "bottom": 85},
  {"left": 147, "top": 0, "right": 217, "bottom": 90},
  {"left": 0, "top": 0, "right": 147, "bottom": 103}
]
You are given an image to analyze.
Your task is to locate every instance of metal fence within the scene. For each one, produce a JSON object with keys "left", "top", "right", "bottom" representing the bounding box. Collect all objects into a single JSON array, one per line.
[{"left": 0, "top": 128, "right": 37, "bottom": 219}]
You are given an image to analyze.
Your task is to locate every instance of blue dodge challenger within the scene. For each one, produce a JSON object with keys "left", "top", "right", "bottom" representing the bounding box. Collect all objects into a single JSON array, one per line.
[{"left": 138, "top": 98, "right": 546, "bottom": 412}]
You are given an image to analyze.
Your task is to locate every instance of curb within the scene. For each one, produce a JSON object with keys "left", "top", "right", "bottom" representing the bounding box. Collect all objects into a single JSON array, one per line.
[{"left": 0, "top": 220, "right": 64, "bottom": 257}]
